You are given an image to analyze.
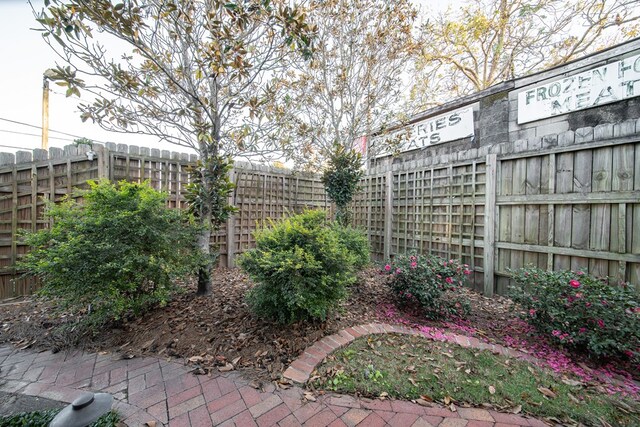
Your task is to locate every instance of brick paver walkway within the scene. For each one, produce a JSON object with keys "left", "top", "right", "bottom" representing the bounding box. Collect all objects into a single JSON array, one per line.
[{"left": 0, "top": 323, "right": 547, "bottom": 426}]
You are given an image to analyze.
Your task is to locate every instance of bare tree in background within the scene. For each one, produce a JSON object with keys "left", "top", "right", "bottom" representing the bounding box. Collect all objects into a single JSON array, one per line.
[
  {"left": 34, "top": 0, "right": 314, "bottom": 295},
  {"left": 409, "top": 0, "right": 640, "bottom": 111},
  {"left": 266, "top": 0, "right": 419, "bottom": 168}
]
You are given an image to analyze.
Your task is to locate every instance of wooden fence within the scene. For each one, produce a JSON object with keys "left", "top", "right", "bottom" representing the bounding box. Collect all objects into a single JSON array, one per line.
[
  {"left": 1, "top": 122, "right": 639, "bottom": 299},
  {"left": 0, "top": 144, "right": 329, "bottom": 299},
  {"left": 355, "top": 123, "right": 640, "bottom": 294}
]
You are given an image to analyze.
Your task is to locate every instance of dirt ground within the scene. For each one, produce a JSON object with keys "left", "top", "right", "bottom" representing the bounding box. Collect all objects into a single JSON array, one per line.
[{"left": 1, "top": 268, "right": 636, "bottom": 385}]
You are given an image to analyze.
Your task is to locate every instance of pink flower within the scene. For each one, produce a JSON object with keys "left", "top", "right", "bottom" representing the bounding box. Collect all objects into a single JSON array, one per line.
[
  {"left": 597, "top": 319, "right": 605, "bottom": 328},
  {"left": 576, "top": 271, "right": 584, "bottom": 275},
  {"left": 410, "top": 255, "right": 417, "bottom": 261},
  {"left": 443, "top": 261, "right": 447, "bottom": 266},
  {"left": 579, "top": 327, "right": 587, "bottom": 334},
  {"left": 586, "top": 302, "right": 591, "bottom": 308},
  {"left": 384, "top": 264, "right": 391, "bottom": 271},
  {"left": 529, "top": 309, "right": 536, "bottom": 316},
  {"left": 445, "top": 277, "right": 454, "bottom": 284},
  {"left": 396, "top": 268, "right": 401, "bottom": 274},
  {"left": 575, "top": 292, "right": 583, "bottom": 299},
  {"left": 569, "top": 280, "right": 581, "bottom": 288},
  {"left": 463, "top": 269, "right": 471, "bottom": 275},
  {"left": 552, "top": 330, "right": 562, "bottom": 337},
  {"left": 624, "top": 350, "right": 635, "bottom": 358},
  {"left": 410, "top": 262, "right": 417, "bottom": 269}
]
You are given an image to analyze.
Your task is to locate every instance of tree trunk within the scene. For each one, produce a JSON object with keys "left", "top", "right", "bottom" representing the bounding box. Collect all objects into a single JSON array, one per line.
[{"left": 196, "top": 211, "right": 213, "bottom": 296}]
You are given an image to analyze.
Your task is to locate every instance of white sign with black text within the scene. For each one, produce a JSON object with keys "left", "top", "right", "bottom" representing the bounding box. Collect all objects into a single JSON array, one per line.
[
  {"left": 518, "top": 53, "right": 640, "bottom": 124},
  {"left": 373, "top": 107, "right": 474, "bottom": 157}
]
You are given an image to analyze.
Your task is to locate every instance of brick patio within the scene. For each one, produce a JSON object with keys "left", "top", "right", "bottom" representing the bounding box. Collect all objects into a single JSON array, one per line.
[{"left": 0, "top": 323, "right": 547, "bottom": 426}]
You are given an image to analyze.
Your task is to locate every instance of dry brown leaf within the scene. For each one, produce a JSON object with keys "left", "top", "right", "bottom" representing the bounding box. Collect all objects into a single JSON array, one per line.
[
  {"left": 561, "top": 378, "right": 583, "bottom": 387},
  {"left": 488, "top": 385, "right": 496, "bottom": 395},
  {"left": 415, "top": 398, "right": 431, "bottom": 407},
  {"left": 144, "top": 422, "right": 157, "bottom": 427},
  {"left": 408, "top": 377, "right": 417, "bottom": 386},
  {"left": 537, "top": 387, "right": 557, "bottom": 398},
  {"left": 303, "top": 392, "right": 316, "bottom": 402},
  {"left": 419, "top": 394, "right": 433, "bottom": 402},
  {"left": 567, "top": 393, "right": 581, "bottom": 404},
  {"left": 449, "top": 403, "right": 457, "bottom": 412},
  {"left": 511, "top": 404, "right": 522, "bottom": 414},
  {"left": 218, "top": 363, "right": 234, "bottom": 372},
  {"left": 231, "top": 356, "right": 242, "bottom": 366}
]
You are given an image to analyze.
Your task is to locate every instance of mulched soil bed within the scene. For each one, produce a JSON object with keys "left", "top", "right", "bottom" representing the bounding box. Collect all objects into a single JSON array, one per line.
[{"left": 1, "top": 268, "right": 638, "bottom": 388}]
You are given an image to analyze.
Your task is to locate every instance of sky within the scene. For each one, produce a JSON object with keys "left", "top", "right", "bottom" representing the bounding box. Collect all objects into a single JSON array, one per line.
[{"left": 0, "top": 0, "right": 449, "bottom": 157}]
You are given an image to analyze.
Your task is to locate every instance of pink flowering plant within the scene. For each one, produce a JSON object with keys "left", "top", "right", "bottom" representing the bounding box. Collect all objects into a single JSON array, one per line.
[
  {"left": 509, "top": 266, "right": 640, "bottom": 361},
  {"left": 382, "top": 253, "right": 470, "bottom": 319}
]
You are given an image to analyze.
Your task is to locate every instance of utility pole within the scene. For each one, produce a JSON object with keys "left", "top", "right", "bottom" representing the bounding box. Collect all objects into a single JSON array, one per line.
[{"left": 41, "top": 76, "right": 50, "bottom": 150}]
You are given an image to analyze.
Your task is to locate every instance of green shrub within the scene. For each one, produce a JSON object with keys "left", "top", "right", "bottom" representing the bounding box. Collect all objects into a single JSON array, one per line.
[
  {"left": 238, "top": 210, "right": 361, "bottom": 323},
  {"left": 19, "top": 180, "right": 205, "bottom": 332},
  {"left": 322, "top": 144, "right": 364, "bottom": 226},
  {"left": 332, "top": 223, "right": 370, "bottom": 269},
  {"left": 0, "top": 409, "right": 119, "bottom": 427},
  {"left": 382, "top": 253, "right": 470, "bottom": 319},
  {"left": 509, "top": 266, "right": 640, "bottom": 361}
]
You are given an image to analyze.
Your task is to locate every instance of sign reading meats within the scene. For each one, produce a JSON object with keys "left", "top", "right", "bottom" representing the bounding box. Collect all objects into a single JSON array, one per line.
[
  {"left": 518, "top": 53, "right": 640, "bottom": 124},
  {"left": 372, "top": 107, "right": 474, "bottom": 157}
]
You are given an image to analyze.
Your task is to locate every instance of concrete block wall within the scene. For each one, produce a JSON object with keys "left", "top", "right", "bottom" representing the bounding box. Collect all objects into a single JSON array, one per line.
[{"left": 373, "top": 38, "right": 640, "bottom": 171}]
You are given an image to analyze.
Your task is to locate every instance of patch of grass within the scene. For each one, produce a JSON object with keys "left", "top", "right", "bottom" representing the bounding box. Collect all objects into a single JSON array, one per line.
[
  {"left": 309, "top": 333, "right": 640, "bottom": 426},
  {"left": 0, "top": 408, "right": 119, "bottom": 427}
]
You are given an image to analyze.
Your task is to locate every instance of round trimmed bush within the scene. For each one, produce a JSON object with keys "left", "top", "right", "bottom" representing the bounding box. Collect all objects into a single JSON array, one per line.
[{"left": 239, "top": 210, "right": 366, "bottom": 323}]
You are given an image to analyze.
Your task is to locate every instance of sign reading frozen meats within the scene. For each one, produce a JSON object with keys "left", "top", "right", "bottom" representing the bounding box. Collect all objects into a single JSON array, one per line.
[
  {"left": 518, "top": 53, "right": 640, "bottom": 124},
  {"left": 373, "top": 107, "right": 474, "bottom": 157}
]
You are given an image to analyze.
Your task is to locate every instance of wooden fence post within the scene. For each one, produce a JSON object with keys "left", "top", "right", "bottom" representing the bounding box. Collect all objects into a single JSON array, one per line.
[
  {"left": 383, "top": 170, "right": 393, "bottom": 260},
  {"left": 95, "top": 144, "right": 110, "bottom": 180},
  {"left": 226, "top": 168, "right": 237, "bottom": 267},
  {"left": 483, "top": 154, "right": 497, "bottom": 296}
]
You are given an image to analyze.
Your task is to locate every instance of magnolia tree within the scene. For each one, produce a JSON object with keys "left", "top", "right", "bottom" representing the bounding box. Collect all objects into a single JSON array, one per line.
[
  {"left": 264, "top": 0, "right": 417, "bottom": 224},
  {"left": 266, "top": 0, "right": 418, "bottom": 168},
  {"left": 409, "top": 0, "right": 640, "bottom": 109},
  {"left": 34, "top": 0, "right": 314, "bottom": 295}
]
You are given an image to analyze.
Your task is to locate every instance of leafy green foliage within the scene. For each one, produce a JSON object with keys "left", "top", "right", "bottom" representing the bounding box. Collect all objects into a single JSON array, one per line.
[
  {"left": 331, "top": 223, "right": 370, "bottom": 269},
  {"left": 383, "top": 253, "right": 470, "bottom": 319},
  {"left": 185, "top": 155, "right": 237, "bottom": 229},
  {"left": 18, "top": 180, "right": 205, "bottom": 332},
  {"left": 0, "top": 409, "right": 119, "bottom": 427},
  {"left": 322, "top": 145, "right": 364, "bottom": 226},
  {"left": 238, "top": 210, "right": 365, "bottom": 323},
  {"left": 509, "top": 267, "right": 640, "bottom": 361}
]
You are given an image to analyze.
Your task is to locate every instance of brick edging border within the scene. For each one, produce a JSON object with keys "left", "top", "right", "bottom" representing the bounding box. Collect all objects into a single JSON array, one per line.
[{"left": 282, "top": 322, "right": 534, "bottom": 384}]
